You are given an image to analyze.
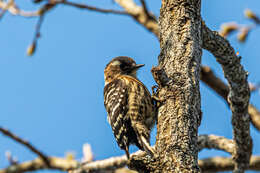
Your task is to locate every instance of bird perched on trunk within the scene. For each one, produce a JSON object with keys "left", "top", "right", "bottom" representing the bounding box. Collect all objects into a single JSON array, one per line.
[{"left": 104, "top": 56, "right": 156, "bottom": 159}]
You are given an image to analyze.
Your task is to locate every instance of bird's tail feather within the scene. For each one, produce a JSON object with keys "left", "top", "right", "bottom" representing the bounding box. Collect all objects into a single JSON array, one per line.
[{"left": 140, "top": 136, "right": 155, "bottom": 157}]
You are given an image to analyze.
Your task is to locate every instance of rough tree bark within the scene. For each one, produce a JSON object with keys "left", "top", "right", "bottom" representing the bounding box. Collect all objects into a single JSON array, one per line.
[
  {"left": 155, "top": 0, "right": 202, "bottom": 172},
  {"left": 129, "top": 0, "right": 202, "bottom": 172}
]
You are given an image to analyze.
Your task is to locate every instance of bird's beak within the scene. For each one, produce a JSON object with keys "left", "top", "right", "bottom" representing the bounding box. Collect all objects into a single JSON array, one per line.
[{"left": 134, "top": 64, "right": 145, "bottom": 69}]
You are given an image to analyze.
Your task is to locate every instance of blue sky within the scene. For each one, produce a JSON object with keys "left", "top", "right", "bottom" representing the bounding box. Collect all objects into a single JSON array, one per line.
[{"left": 0, "top": 0, "right": 260, "bottom": 173}]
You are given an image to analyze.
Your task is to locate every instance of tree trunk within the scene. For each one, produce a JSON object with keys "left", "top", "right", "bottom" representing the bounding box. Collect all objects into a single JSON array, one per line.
[
  {"left": 128, "top": 0, "right": 202, "bottom": 172},
  {"left": 155, "top": 0, "right": 202, "bottom": 172}
]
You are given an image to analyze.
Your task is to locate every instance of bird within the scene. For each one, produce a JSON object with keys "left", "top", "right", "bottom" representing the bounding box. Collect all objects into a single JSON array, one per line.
[{"left": 103, "top": 56, "right": 156, "bottom": 159}]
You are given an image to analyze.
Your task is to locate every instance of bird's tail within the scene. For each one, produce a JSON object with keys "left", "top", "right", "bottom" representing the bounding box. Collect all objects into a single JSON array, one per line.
[
  {"left": 134, "top": 124, "right": 155, "bottom": 157},
  {"left": 131, "top": 120, "right": 155, "bottom": 157},
  {"left": 123, "top": 137, "right": 130, "bottom": 159},
  {"left": 139, "top": 135, "right": 155, "bottom": 157}
]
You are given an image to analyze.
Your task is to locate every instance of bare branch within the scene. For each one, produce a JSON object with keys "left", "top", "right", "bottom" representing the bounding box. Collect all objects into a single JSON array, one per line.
[
  {"left": 0, "top": 157, "right": 78, "bottom": 173},
  {"left": 1, "top": 154, "right": 260, "bottom": 173},
  {"left": 0, "top": 0, "right": 129, "bottom": 18},
  {"left": 202, "top": 23, "right": 252, "bottom": 172},
  {"left": 0, "top": 132, "right": 237, "bottom": 173},
  {"left": 74, "top": 153, "right": 130, "bottom": 173},
  {"left": 249, "top": 82, "right": 260, "bottom": 92},
  {"left": 244, "top": 8, "right": 260, "bottom": 24},
  {"left": 139, "top": 0, "right": 149, "bottom": 18},
  {"left": 198, "top": 135, "right": 235, "bottom": 154},
  {"left": 115, "top": 0, "right": 158, "bottom": 37},
  {"left": 201, "top": 66, "right": 260, "bottom": 131},
  {"left": 0, "top": 1, "right": 39, "bottom": 17},
  {"left": 199, "top": 156, "right": 260, "bottom": 172},
  {"left": 249, "top": 104, "right": 260, "bottom": 131},
  {"left": 34, "top": 10, "right": 45, "bottom": 42},
  {"left": 0, "top": 0, "right": 14, "bottom": 20},
  {"left": 5, "top": 151, "right": 18, "bottom": 165},
  {"left": 81, "top": 143, "right": 94, "bottom": 163},
  {"left": 1, "top": 0, "right": 129, "bottom": 55},
  {"left": 0, "top": 127, "right": 50, "bottom": 167},
  {"left": 59, "top": 0, "right": 129, "bottom": 15},
  {"left": 76, "top": 135, "right": 235, "bottom": 172},
  {"left": 27, "top": 12, "right": 45, "bottom": 56}
]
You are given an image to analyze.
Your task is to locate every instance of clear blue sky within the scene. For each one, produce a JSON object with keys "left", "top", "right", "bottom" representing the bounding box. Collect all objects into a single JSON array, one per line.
[{"left": 1, "top": 1, "right": 260, "bottom": 173}]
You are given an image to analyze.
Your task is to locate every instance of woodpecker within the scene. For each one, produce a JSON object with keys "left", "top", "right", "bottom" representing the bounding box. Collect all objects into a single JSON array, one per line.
[{"left": 104, "top": 56, "right": 156, "bottom": 159}]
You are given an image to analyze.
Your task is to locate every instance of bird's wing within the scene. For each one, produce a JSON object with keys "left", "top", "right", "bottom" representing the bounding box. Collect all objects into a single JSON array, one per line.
[{"left": 103, "top": 79, "right": 130, "bottom": 149}]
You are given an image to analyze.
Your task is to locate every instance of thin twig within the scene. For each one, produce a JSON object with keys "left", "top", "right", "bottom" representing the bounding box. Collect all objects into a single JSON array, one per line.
[
  {"left": 0, "top": 0, "right": 14, "bottom": 21},
  {"left": 59, "top": 0, "right": 129, "bottom": 15},
  {"left": 26, "top": 12, "right": 45, "bottom": 56},
  {"left": 33, "top": 12, "right": 45, "bottom": 42},
  {"left": 0, "top": 1, "right": 39, "bottom": 17},
  {"left": 139, "top": 0, "right": 149, "bottom": 18},
  {"left": 0, "top": 127, "right": 50, "bottom": 167},
  {"left": 249, "top": 82, "right": 260, "bottom": 93},
  {"left": 5, "top": 151, "right": 18, "bottom": 165},
  {"left": 115, "top": 0, "right": 159, "bottom": 37}
]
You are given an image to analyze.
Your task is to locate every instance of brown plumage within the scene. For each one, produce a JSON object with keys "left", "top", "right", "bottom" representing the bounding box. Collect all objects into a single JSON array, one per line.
[{"left": 104, "top": 56, "right": 156, "bottom": 158}]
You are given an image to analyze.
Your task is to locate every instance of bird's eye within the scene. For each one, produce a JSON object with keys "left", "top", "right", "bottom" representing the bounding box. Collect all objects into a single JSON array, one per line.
[{"left": 120, "top": 63, "right": 127, "bottom": 70}]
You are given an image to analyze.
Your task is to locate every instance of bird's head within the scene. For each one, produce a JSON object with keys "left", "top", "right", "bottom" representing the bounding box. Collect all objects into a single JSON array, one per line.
[{"left": 104, "top": 56, "right": 144, "bottom": 85}]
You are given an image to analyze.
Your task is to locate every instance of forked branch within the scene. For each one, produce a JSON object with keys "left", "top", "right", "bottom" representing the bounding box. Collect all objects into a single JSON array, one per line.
[{"left": 0, "top": 127, "right": 50, "bottom": 166}]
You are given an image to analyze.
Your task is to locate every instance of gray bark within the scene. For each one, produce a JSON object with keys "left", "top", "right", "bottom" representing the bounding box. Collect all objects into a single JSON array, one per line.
[
  {"left": 129, "top": 0, "right": 202, "bottom": 172},
  {"left": 202, "top": 24, "right": 252, "bottom": 173},
  {"left": 156, "top": 0, "right": 202, "bottom": 172}
]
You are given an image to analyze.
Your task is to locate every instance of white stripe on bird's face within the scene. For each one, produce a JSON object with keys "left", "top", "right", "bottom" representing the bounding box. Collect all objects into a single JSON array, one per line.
[{"left": 110, "top": 60, "right": 121, "bottom": 66}]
